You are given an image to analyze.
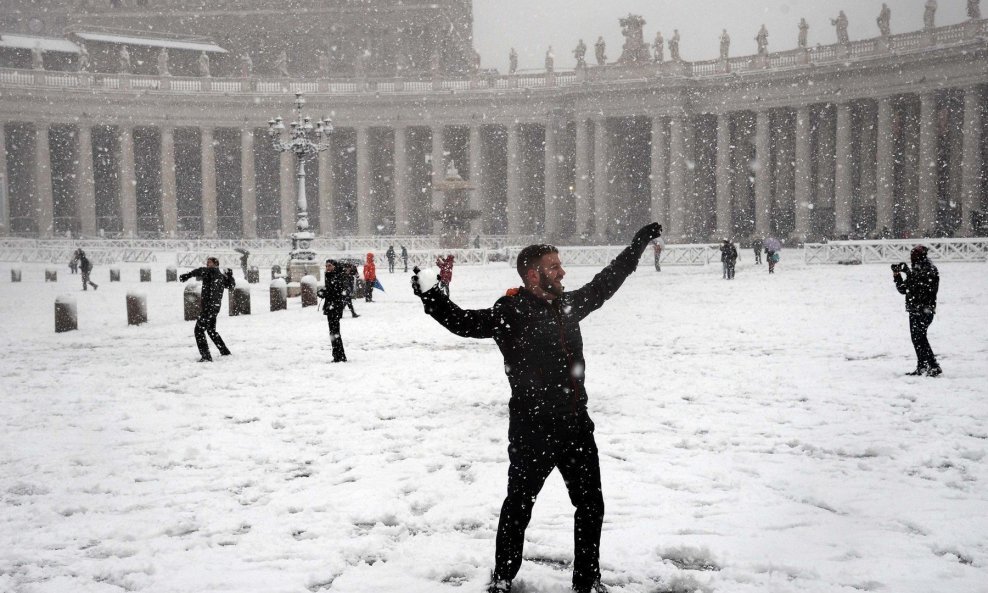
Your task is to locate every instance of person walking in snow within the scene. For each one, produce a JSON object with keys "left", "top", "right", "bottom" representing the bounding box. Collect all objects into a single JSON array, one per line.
[
  {"left": 766, "top": 249, "right": 779, "bottom": 274},
  {"left": 180, "top": 256, "right": 235, "bottom": 362},
  {"left": 893, "top": 245, "right": 941, "bottom": 376},
  {"left": 400, "top": 245, "right": 409, "bottom": 273},
  {"left": 68, "top": 251, "right": 79, "bottom": 275},
  {"left": 720, "top": 240, "right": 737, "bottom": 280},
  {"left": 651, "top": 236, "right": 665, "bottom": 271},
  {"left": 436, "top": 254, "right": 454, "bottom": 296},
  {"left": 317, "top": 259, "right": 349, "bottom": 362},
  {"left": 386, "top": 245, "right": 396, "bottom": 274},
  {"left": 753, "top": 239, "right": 762, "bottom": 264},
  {"left": 342, "top": 263, "right": 360, "bottom": 318},
  {"left": 77, "top": 250, "right": 98, "bottom": 291},
  {"left": 412, "top": 222, "right": 663, "bottom": 593},
  {"left": 362, "top": 253, "right": 377, "bottom": 302}
]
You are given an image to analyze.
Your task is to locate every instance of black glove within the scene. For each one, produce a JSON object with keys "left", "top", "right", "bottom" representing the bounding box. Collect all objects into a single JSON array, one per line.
[
  {"left": 631, "top": 223, "right": 663, "bottom": 251},
  {"left": 411, "top": 266, "right": 423, "bottom": 297},
  {"left": 179, "top": 273, "right": 190, "bottom": 282}
]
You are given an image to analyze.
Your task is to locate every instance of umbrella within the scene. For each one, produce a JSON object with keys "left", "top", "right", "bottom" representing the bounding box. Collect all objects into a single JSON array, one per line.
[
  {"left": 233, "top": 247, "right": 250, "bottom": 256},
  {"left": 371, "top": 279, "right": 385, "bottom": 292},
  {"left": 762, "top": 238, "right": 782, "bottom": 252}
]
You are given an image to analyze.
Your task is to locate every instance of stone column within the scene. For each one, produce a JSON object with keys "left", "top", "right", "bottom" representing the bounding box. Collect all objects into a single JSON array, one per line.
[
  {"left": 506, "top": 123, "right": 523, "bottom": 234},
  {"left": 118, "top": 126, "right": 137, "bottom": 237},
  {"left": 959, "top": 86, "right": 983, "bottom": 236},
  {"left": 201, "top": 127, "right": 218, "bottom": 238},
  {"left": 394, "top": 126, "right": 410, "bottom": 235},
  {"left": 917, "top": 92, "right": 938, "bottom": 235},
  {"left": 715, "top": 113, "right": 732, "bottom": 237},
  {"left": 544, "top": 119, "right": 560, "bottom": 238},
  {"left": 792, "top": 106, "right": 812, "bottom": 241},
  {"left": 35, "top": 123, "right": 54, "bottom": 237},
  {"left": 240, "top": 128, "right": 257, "bottom": 239},
  {"left": 834, "top": 103, "right": 853, "bottom": 237},
  {"left": 357, "top": 126, "right": 373, "bottom": 235},
  {"left": 468, "top": 125, "right": 483, "bottom": 236},
  {"left": 318, "top": 136, "right": 335, "bottom": 237},
  {"left": 755, "top": 110, "right": 772, "bottom": 236},
  {"left": 575, "top": 119, "right": 592, "bottom": 238},
  {"left": 431, "top": 125, "right": 445, "bottom": 235},
  {"left": 650, "top": 116, "right": 669, "bottom": 227},
  {"left": 160, "top": 126, "right": 178, "bottom": 237},
  {"left": 593, "top": 118, "right": 609, "bottom": 241},
  {"left": 279, "top": 141, "right": 295, "bottom": 237},
  {"left": 0, "top": 123, "right": 8, "bottom": 234},
  {"left": 76, "top": 125, "right": 97, "bottom": 237},
  {"left": 875, "top": 97, "right": 895, "bottom": 234},
  {"left": 667, "top": 116, "right": 687, "bottom": 241}
]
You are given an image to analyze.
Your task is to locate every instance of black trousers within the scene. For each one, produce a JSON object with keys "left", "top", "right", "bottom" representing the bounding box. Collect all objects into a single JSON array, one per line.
[
  {"left": 327, "top": 315, "right": 346, "bottom": 361},
  {"left": 909, "top": 311, "right": 938, "bottom": 370},
  {"left": 194, "top": 306, "right": 229, "bottom": 360},
  {"left": 345, "top": 298, "right": 357, "bottom": 317},
  {"left": 388, "top": 259, "right": 395, "bottom": 273},
  {"left": 494, "top": 414, "right": 604, "bottom": 589},
  {"left": 81, "top": 270, "right": 97, "bottom": 290}
]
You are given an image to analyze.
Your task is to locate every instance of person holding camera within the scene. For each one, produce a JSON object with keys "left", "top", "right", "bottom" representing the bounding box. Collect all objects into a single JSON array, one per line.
[
  {"left": 892, "top": 245, "right": 941, "bottom": 376},
  {"left": 317, "top": 259, "right": 349, "bottom": 362},
  {"left": 411, "top": 222, "right": 663, "bottom": 593},
  {"left": 180, "top": 256, "right": 235, "bottom": 362}
]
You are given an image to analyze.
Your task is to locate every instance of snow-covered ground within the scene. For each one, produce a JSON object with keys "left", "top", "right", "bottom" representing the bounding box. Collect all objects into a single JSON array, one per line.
[{"left": 1, "top": 254, "right": 986, "bottom": 593}]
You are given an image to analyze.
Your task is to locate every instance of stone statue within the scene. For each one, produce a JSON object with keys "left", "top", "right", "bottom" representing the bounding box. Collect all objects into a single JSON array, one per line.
[
  {"left": 119, "top": 46, "right": 131, "bottom": 74},
  {"left": 719, "top": 29, "right": 730, "bottom": 60},
  {"left": 275, "top": 50, "right": 289, "bottom": 77},
  {"left": 968, "top": 0, "right": 981, "bottom": 20},
  {"left": 318, "top": 51, "right": 330, "bottom": 76},
  {"left": 831, "top": 10, "right": 850, "bottom": 45},
  {"left": 594, "top": 36, "right": 607, "bottom": 66},
  {"left": 544, "top": 46, "right": 554, "bottom": 73},
  {"left": 241, "top": 53, "right": 253, "bottom": 78},
  {"left": 877, "top": 3, "right": 892, "bottom": 37},
  {"left": 31, "top": 42, "right": 44, "bottom": 70},
  {"left": 77, "top": 44, "right": 90, "bottom": 72},
  {"left": 508, "top": 47, "right": 518, "bottom": 74},
  {"left": 653, "top": 31, "right": 664, "bottom": 62},
  {"left": 357, "top": 50, "right": 370, "bottom": 78},
  {"left": 157, "top": 48, "right": 170, "bottom": 76},
  {"left": 396, "top": 44, "right": 411, "bottom": 73},
  {"left": 198, "top": 51, "right": 210, "bottom": 77},
  {"left": 429, "top": 48, "right": 440, "bottom": 76},
  {"left": 669, "top": 29, "right": 681, "bottom": 62},
  {"left": 798, "top": 18, "right": 809, "bottom": 49},
  {"left": 471, "top": 49, "right": 481, "bottom": 73},
  {"left": 755, "top": 24, "right": 769, "bottom": 55},
  {"left": 924, "top": 0, "right": 938, "bottom": 29},
  {"left": 618, "top": 13, "right": 650, "bottom": 64},
  {"left": 573, "top": 39, "right": 587, "bottom": 68}
]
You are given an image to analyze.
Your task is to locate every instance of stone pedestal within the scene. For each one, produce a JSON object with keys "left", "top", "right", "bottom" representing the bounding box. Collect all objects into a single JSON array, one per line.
[
  {"left": 55, "top": 296, "right": 77, "bottom": 333},
  {"left": 300, "top": 275, "right": 318, "bottom": 307},
  {"left": 184, "top": 283, "right": 201, "bottom": 321},
  {"left": 45, "top": 269, "right": 57, "bottom": 282},
  {"left": 110, "top": 268, "right": 120, "bottom": 282},
  {"left": 127, "top": 292, "right": 147, "bottom": 326},
  {"left": 229, "top": 286, "right": 251, "bottom": 316},
  {"left": 270, "top": 279, "right": 287, "bottom": 311},
  {"left": 247, "top": 266, "right": 259, "bottom": 284},
  {"left": 287, "top": 261, "right": 320, "bottom": 285},
  {"left": 11, "top": 269, "right": 22, "bottom": 282},
  {"left": 166, "top": 266, "right": 177, "bottom": 282},
  {"left": 140, "top": 268, "right": 151, "bottom": 282}
]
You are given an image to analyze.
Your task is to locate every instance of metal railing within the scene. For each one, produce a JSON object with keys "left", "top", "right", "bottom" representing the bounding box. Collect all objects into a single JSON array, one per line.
[{"left": 804, "top": 238, "right": 988, "bottom": 264}]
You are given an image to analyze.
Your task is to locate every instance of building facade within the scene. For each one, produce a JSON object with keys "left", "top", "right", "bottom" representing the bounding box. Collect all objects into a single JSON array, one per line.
[{"left": 0, "top": 4, "right": 986, "bottom": 243}]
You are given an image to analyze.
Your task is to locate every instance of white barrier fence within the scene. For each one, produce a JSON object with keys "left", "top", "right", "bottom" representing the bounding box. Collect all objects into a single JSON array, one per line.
[{"left": 803, "top": 238, "right": 988, "bottom": 264}]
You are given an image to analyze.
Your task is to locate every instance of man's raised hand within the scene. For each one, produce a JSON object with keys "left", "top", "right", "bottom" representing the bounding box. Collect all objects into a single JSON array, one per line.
[{"left": 632, "top": 222, "right": 663, "bottom": 250}]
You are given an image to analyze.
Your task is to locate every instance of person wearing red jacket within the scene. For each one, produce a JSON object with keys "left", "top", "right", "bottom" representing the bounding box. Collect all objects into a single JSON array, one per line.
[
  {"left": 436, "top": 254, "right": 454, "bottom": 296},
  {"left": 362, "top": 252, "right": 377, "bottom": 302}
]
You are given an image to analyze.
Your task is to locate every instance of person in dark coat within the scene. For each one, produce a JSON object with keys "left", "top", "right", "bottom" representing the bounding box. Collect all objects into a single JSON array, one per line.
[
  {"left": 77, "top": 250, "right": 98, "bottom": 291},
  {"left": 317, "top": 259, "right": 349, "bottom": 362},
  {"left": 753, "top": 238, "right": 762, "bottom": 264},
  {"left": 720, "top": 240, "right": 737, "bottom": 280},
  {"left": 68, "top": 252, "right": 79, "bottom": 275},
  {"left": 180, "top": 256, "right": 235, "bottom": 362},
  {"left": 400, "top": 245, "right": 409, "bottom": 273},
  {"left": 893, "top": 245, "right": 941, "bottom": 376},
  {"left": 239, "top": 250, "right": 250, "bottom": 277},
  {"left": 386, "top": 245, "right": 396, "bottom": 273},
  {"left": 412, "top": 222, "right": 663, "bottom": 593}
]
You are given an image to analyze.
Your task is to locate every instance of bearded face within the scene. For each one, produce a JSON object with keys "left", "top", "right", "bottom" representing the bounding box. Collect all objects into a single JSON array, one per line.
[{"left": 536, "top": 253, "right": 566, "bottom": 297}]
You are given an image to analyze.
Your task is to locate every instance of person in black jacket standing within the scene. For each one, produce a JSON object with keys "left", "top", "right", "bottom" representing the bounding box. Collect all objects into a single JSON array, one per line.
[
  {"left": 893, "top": 245, "right": 941, "bottom": 376},
  {"left": 77, "top": 250, "right": 98, "bottom": 291},
  {"left": 317, "top": 259, "right": 349, "bottom": 362},
  {"left": 180, "top": 257, "right": 235, "bottom": 362},
  {"left": 412, "top": 222, "right": 663, "bottom": 593}
]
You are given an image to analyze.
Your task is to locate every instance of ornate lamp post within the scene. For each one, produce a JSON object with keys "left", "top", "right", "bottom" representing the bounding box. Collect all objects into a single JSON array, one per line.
[{"left": 267, "top": 92, "right": 333, "bottom": 282}]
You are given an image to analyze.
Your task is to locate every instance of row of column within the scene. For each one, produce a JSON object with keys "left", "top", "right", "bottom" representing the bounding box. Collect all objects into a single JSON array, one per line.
[{"left": 3, "top": 85, "right": 984, "bottom": 240}]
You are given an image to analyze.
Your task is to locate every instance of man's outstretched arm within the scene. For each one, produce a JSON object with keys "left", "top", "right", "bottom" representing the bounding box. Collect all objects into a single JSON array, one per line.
[
  {"left": 412, "top": 269, "right": 497, "bottom": 339},
  {"left": 568, "top": 222, "right": 663, "bottom": 320}
]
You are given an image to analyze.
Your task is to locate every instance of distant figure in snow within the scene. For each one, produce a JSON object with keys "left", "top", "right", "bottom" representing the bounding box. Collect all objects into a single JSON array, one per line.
[
  {"left": 239, "top": 250, "right": 250, "bottom": 277},
  {"left": 753, "top": 239, "right": 762, "bottom": 264},
  {"left": 343, "top": 263, "right": 360, "bottom": 318},
  {"left": 76, "top": 249, "right": 98, "bottom": 291},
  {"left": 474, "top": 234, "right": 481, "bottom": 249},
  {"left": 652, "top": 236, "right": 665, "bottom": 271},
  {"left": 436, "top": 254, "right": 454, "bottom": 296},
  {"left": 400, "top": 245, "right": 409, "bottom": 273},
  {"left": 68, "top": 253, "right": 79, "bottom": 275},
  {"left": 362, "top": 253, "right": 377, "bottom": 302},
  {"left": 317, "top": 259, "right": 349, "bottom": 362},
  {"left": 411, "top": 222, "right": 663, "bottom": 593},
  {"left": 893, "top": 245, "right": 941, "bottom": 376},
  {"left": 386, "top": 245, "right": 396, "bottom": 274},
  {"left": 766, "top": 249, "right": 779, "bottom": 274},
  {"left": 720, "top": 239, "right": 738, "bottom": 279},
  {"left": 180, "top": 257, "right": 234, "bottom": 362}
]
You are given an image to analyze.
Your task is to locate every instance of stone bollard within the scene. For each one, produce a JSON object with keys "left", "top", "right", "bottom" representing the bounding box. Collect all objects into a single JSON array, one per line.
[
  {"left": 300, "top": 275, "right": 318, "bottom": 307},
  {"left": 247, "top": 266, "right": 259, "bottom": 284},
  {"left": 271, "top": 264, "right": 282, "bottom": 280},
  {"left": 140, "top": 267, "right": 151, "bottom": 282},
  {"left": 11, "top": 269, "right": 22, "bottom": 282},
  {"left": 45, "top": 268, "right": 58, "bottom": 282},
  {"left": 127, "top": 292, "right": 147, "bottom": 326},
  {"left": 270, "top": 278, "right": 287, "bottom": 312},
  {"left": 110, "top": 268, "right": 121, "bottom": 282},
  {"left": 55, "top": 295, "right": 77, "bottom": 333},
  {"left": 166, "top": 266, "right": 178, "bottom": 282},
  {"left": 229, "top": 285, "right": 251, "bottom": 316},
  {"left": 184, "top": 282, "right": 202, "bottom": 321}
]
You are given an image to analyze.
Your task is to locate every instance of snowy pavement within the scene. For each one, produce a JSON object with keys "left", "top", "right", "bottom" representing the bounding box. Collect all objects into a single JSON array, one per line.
[{"left": 1, "top": 255, "right": 986, "bottom": 593}]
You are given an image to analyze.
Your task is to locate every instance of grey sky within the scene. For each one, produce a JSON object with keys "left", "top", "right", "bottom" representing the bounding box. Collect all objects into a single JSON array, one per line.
[{"left": 473, "top": 0, "right": 970, "bottom": 72}]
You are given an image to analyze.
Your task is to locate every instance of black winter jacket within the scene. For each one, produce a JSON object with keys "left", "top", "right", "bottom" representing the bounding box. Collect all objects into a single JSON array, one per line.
[
  {"left": 895, "top": 259, "right": 939, "bottom": 314},
  {"left": 317, "top": 271, "right": 350, "bottom": 319},
  {"left": 419, "top": 242, "right": 645, "bottom": 423},
  {"left": 180, "top": 267, "right": 235, "bottom": 309}
]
